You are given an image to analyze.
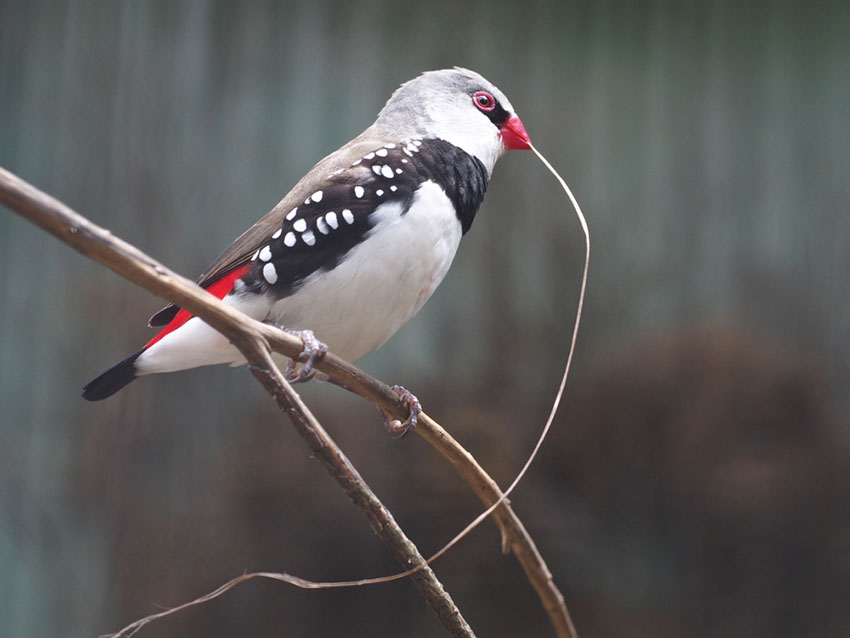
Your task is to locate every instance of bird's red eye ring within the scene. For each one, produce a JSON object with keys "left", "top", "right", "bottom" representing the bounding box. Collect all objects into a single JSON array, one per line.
[{"left": 472, "top": 91, "right": 496, "bottom": 112}]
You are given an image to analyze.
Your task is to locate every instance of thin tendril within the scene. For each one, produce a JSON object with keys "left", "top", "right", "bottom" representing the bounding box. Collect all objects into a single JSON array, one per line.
[
  {"left": 106, "top": 142, "right": 590, "bottom": 637},
  {"left": 412, "top": 142, "right": 590, "bottom": 564}
]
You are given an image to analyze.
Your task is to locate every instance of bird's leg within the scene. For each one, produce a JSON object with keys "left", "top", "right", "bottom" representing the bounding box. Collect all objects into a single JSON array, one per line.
[
  {"left": 379, "top": 385, "right": 422, "bottom": 437},
  {"left": 286, "top": 328, "right": 328, "bottom": 383},
  {"left": 322, "top": 377, "right": 421, "bottom": 438},
  {"left": 264, "top": 322, "right": 328, "bottom": 383}
]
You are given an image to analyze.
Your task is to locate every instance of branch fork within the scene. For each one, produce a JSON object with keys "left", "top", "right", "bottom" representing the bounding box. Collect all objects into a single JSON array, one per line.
[{"left": 0, "top": 165, "right": 576, "bottom": 638}]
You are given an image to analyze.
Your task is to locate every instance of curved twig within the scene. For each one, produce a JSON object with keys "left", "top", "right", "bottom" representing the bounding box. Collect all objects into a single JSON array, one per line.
[{"left": 0, "top": 165, "right": 575, "bottom": 637}]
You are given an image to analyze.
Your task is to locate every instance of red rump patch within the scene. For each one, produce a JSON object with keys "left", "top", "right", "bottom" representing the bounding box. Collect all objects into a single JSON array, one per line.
[{"left": 144, "top": 264, "right": 250, "bottom": 349}]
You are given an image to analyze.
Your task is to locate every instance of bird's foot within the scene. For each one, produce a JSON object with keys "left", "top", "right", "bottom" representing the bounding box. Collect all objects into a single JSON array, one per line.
[
  {"left": 379, "top": 385, "right": 422, "bottom": 437},
  {"left": 282, "top": 328, "right": 328, "bottom": 383}
]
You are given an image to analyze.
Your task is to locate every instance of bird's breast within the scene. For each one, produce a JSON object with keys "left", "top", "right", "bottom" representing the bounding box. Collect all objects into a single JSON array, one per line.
[{"left": 261, "top": 180, "right": 462, "bottom": 362}]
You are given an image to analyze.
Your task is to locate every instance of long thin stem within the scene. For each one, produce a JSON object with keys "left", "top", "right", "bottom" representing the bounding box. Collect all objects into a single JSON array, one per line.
[
  {"left": 1, "top": 164, "right": 575, "bottom": 637},
  {"left": 1, "top": 166, "right": 475, "bottom": 638}
]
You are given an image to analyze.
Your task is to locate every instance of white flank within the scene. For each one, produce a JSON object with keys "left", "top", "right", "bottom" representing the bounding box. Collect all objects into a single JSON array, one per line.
[{"left": 261, "top": 180, "right": 462, "bottom": 362}]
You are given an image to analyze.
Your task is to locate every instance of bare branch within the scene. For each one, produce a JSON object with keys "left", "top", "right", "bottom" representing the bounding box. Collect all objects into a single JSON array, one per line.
[
  {"left": 0, "top": 167, "right": 475, "bottom": 637},
  {"left": 0, "top": 165, "right": 575, "bottom": 637}
]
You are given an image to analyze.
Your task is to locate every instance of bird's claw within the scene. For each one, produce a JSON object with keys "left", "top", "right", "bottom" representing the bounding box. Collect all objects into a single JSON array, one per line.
[
  {"left": 380, "top": 385, "right": 422, "bottom": 437},
  {"left": 283, "top": 328, "right": 328, "bottom": 383}
]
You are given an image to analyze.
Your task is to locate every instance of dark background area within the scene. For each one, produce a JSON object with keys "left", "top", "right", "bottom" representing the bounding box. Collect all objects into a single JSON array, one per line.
[{"left": 1, "top": 1, "right": 848, "bottom": 636}]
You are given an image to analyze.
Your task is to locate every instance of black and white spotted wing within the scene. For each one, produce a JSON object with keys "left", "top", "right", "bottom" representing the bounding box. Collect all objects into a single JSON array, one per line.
[
  {"left": 238, "top": 138, "right": 489, "bottom": 300},
  {"left": 148, "top": 137, "right": 490, "bottom": 326}
]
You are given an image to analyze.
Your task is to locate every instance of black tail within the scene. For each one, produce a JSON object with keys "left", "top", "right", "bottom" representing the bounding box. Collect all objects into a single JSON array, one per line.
[{"left": 82, "top": 349, "right": 144, "bottom": 401}]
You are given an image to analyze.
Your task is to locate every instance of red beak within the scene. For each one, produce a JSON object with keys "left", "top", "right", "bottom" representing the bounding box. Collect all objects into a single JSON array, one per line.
[{"left": 500, "top": 115, "right": 531, "bottom": 150}]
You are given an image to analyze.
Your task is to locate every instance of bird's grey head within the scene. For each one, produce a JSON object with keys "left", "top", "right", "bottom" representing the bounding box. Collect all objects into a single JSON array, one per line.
[{"left": 372, "top": 67, "right": 529, "bottom": 175}]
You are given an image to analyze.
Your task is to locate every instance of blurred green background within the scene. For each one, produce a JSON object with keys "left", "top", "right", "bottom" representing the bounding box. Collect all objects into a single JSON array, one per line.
[{"left": 1, "top": 1, "right": 848, "bottom": 636}]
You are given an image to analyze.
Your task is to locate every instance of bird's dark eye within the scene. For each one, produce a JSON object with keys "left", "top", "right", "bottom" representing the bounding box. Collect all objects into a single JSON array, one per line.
[{"left": 472, "top": 91, "right": 496, "bottom": 112}]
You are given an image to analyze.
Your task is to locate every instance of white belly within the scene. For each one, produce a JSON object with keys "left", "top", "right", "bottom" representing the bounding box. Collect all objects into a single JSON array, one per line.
[{"left": 264, "top": 180, "right": 462, "bottom": 361}]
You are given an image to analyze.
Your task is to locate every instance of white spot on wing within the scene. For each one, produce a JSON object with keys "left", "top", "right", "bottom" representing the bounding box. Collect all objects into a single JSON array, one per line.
[
  {"left": 354, "top": 186, "right": 364, "bottom": 198},
  {"left": 364, "top": 152, "right": 375, "bottom": 160},
  {"left": 311, "top": 190, "right": 323, "bottom": 203},
  {"left": 293, "top": 219, "right": 307, "bottom": 232},
  {"left": 342, "top": 209, "right": 354, "bottom": 225},
  {"left": 372, "top": 165, "right": 382, "bottom": 176},
  {"left": 401, "top": 158, "right": 409, "bottom": 163},
  {"left": 316, "top": 217, "right": 329, "bottom": 234},
  {"left": 395, "top": 168, "right": 403, "bottom": 174},
  {"left": 251, "top": 249, "right": 260, "bottom": 261},
  {"left": 259, "top": 245, "right": 272, "bottom": 262},
  {"left": 286, "top": 207, "right": 298, "bottom": 220},
  {"left": 390, "top": 185, "right": 398, "bottom": 192},
  {"left": 381, "top": 165, "right": 394, "bottom": 179},
  {"left": 272, "top": 229, "right": 282, "bottom": 239},
  {"left": 376, "top": 189, "right": 384, "bottom": 196},
  {"left": 384, "top": 143, "right": 396, "bottom": 149},
  {"left": 375, "top": 148, "right": 388, "bottom": 157},
  {"left": 302, "top": 230, "right": 316, "bottom": 246},
  {"left": 326, "top": 212, "right": 339, "bottom": 229},
  {"left": 284, "top": 232, "right": 296, "bottom": 247},
  {"left": 263, "top": 262, "right": 278, "bottom": 284}
]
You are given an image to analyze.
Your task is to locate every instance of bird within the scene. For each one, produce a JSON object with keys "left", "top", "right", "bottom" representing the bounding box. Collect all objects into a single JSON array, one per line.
[{"left": 82, "top": 67, "right": 531, "bottom": 425}]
